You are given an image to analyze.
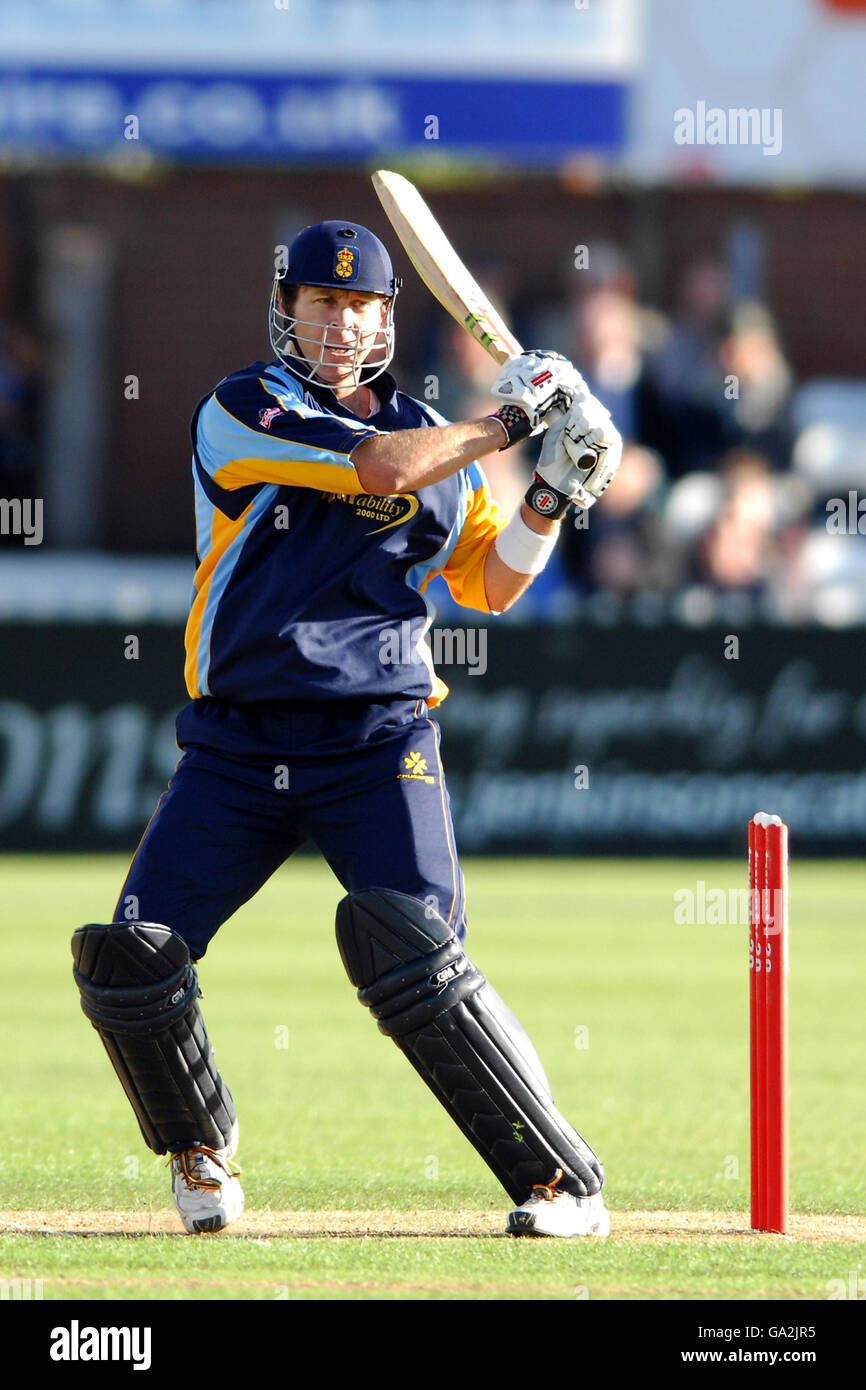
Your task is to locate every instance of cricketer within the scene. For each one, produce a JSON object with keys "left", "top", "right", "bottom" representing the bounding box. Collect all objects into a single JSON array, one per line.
[{"left": 71, "top": 219, "right": 622, "bottom": 1237}]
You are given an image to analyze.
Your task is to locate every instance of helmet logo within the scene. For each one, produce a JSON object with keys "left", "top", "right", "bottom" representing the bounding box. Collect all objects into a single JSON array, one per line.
[{"left": 334, "top": 246, "right": 357, "bottom": 280}]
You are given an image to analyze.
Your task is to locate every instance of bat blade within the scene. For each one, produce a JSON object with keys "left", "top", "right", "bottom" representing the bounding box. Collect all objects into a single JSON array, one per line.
[{"left": 372, "top": 169, "right": 522, "bottom": 365}]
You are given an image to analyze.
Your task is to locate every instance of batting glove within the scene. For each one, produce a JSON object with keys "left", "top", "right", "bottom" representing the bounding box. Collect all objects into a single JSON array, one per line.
[
  {"left": 488, "top": 350, "right": 585, "bottom": 448},
  {"left": 525, "top": 395, "right": 623, "bottom": 518}
]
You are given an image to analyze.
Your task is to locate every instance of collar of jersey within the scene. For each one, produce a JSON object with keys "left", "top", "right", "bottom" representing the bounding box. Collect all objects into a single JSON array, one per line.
[{"left": 265, "top": 358, "right": 399, "bottom": 425}]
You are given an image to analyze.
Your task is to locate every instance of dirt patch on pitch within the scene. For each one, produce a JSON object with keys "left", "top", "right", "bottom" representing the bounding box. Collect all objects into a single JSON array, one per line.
[
  {"left": 1, "top": 1209, "right": 864, "bottom": 1243},
  {"left": 612, "top": 1210, "right": 866, "bottom": 1243}
]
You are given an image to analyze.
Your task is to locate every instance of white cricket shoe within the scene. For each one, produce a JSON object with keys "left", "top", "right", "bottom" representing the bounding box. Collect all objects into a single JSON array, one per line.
[
  {"left": 506, "top": 1169, "right": 610, "bottom": 1238},
  {"left": 170, "top": 1122, "right": 244, "bottom": 1234}
]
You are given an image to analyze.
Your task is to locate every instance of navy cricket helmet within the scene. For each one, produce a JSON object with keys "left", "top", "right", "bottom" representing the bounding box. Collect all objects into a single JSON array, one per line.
[{"left": 269, "top": 220, "right": 401, "bottom": 386}]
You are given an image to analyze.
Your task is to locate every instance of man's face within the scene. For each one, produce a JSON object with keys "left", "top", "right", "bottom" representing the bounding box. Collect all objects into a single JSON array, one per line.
[{"left": 286, "top": 284, "right": 389, "bottom": 388}]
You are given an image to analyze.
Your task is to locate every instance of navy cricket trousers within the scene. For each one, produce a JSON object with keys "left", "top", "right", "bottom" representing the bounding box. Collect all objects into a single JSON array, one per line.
[{"left": 114, "top": 696, "right": 467, "bottom": 960}]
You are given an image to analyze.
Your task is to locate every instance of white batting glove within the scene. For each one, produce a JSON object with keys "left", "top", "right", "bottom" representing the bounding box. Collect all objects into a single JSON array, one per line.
[
  {"left": 524, "top": 395, "right": 623, "bottom": 518},
  {"left": 488, "top": 350, "right": 584, "bottom": 448}
]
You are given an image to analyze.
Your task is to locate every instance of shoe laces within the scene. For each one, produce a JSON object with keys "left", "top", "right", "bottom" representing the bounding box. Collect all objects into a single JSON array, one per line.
[
  {"left": 530, "top": 1168, "right": 566, "bottom": 1203},
  {"left": 170, "top": 1144, "right": 242, "bottom": 1192}
]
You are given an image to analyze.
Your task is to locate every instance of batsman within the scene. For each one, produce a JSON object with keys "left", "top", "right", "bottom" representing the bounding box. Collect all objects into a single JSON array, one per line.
[{"left": 71, "top": 217, "right": 622, "bottom": 1237}]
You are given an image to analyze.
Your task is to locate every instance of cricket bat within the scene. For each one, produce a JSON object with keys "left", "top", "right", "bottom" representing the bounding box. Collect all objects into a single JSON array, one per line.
[
  {"left": 372, "top": 169, "right": 593, "bottom": 465},
  {"left": 372, "top": 169, "right": 524, "bottom": 366}
]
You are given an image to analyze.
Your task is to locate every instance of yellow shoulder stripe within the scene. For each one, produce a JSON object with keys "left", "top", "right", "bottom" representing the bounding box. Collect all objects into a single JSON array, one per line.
[{"left": 214, "top": 456, "right": 366, "bottom": 495}]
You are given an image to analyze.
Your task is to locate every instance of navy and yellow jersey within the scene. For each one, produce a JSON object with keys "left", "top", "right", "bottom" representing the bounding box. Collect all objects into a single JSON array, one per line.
[{"left": 184, "top": 359, "right": 506, "bottom": 707}]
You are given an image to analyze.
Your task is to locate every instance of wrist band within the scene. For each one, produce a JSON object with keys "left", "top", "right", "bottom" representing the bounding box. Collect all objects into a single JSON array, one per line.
[
  {"left": 523, "top": 472, "right": 572, "bottom": 520},
  {"left": 493, "top": 509, "right": 560, "bottom": 575},
  {"left": 488, "top": 405, "right": 532, "bottom": 449}
]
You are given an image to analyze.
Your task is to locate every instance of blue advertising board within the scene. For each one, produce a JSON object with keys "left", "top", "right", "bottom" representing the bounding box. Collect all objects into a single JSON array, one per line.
[{"left": 0, "top": 67, "right": 626, "bottom": 162}]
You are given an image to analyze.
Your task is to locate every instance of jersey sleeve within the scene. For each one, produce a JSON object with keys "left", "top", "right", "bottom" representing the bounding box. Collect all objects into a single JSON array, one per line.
[
  {"left": 434, "top": 461, "right": 508, "bottom": 613},
  {"left": 196, "top": 373, "right": 378, "bottom": 496}
]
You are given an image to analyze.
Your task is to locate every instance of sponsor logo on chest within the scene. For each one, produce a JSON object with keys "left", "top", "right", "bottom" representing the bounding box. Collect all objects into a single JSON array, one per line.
[{"left": 323, "top": 491, "right": 420, "bottom": 534}]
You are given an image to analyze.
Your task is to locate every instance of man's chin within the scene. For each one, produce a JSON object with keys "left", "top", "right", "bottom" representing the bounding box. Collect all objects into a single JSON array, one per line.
[
  {"left": 318, "top": 364, "right": 361, "bottom": 390},
  {"left": 286, "top": 350, "right": 353, "bottom": 387}
]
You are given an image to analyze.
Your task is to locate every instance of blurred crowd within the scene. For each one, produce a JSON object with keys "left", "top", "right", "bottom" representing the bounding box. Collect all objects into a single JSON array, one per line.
[{"left": 431, "top": 249, "right": 866, "bottom": 625}]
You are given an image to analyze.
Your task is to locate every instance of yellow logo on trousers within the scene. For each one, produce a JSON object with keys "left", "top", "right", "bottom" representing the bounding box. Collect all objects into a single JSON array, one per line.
[{"left": 399, "top": 750, "right": 436, "bottom": 785}]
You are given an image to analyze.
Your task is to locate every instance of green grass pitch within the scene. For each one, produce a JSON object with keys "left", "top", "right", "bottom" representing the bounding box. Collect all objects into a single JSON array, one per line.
[{"left": 1, "top": 854, "right": 864, "bottom": 1301}]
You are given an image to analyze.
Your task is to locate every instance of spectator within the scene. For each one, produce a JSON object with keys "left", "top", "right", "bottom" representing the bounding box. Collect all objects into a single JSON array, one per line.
[
  {"left": 646, "top": 258, "right": 732, "bottom": 477},
  {"left": 561, "top": 443, "right": 678, "bottom": 595},
  {"left": 688, "top": 449, "right": 782, "bottom": 593},
  {"left": 717, "top": 301, "right": 794, "bottom": 468}
]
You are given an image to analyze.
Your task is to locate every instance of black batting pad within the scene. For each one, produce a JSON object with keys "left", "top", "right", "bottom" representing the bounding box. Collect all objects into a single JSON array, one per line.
[
  {"left": 72, "top": 922, "right": 236, "bottom": 1155},
  {"left": 336, "top": 889, "right": 603, "bottom": 1204}
]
